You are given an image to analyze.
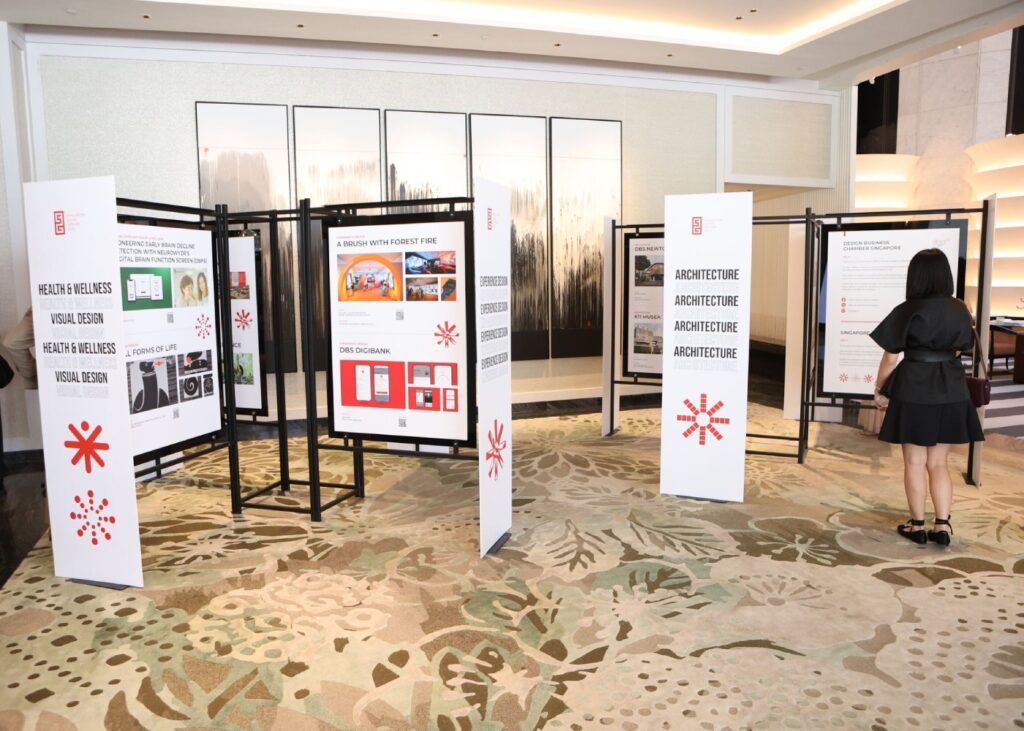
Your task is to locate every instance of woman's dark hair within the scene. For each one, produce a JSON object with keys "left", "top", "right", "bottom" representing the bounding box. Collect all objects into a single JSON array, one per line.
[{"left": 906, "top": 248, "right": 954, "bottom": 299}]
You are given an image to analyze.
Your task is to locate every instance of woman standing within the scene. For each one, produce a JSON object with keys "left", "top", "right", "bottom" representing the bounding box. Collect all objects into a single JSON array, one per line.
[{"left": 870, "top": 248, "right": 983, "bottom": 546}]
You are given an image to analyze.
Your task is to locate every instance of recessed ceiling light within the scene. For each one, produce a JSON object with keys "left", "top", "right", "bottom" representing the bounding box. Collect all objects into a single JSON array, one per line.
[
  {"left": 735, "top": 16, "right": 743, "bottom": 21},
  {"left": 142, "top": 14, "right": 150, "bottom": 19},
  {"left": 750, "top": 8, "right": 758, "bottom": 12},
  {"left": 297, "top": 23, "right": 304, "bottom": 27},
  {"left": 554, "top": 42, "right": 561, "bottom": 47},
  {"left": 432, "top": 32, "right": 440, "bottom": 37},
  {"left": 667, "top": 53, "right": 673, "bottom": 57}
]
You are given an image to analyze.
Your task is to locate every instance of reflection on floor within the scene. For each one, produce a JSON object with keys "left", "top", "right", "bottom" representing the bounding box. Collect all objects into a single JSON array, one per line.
[{"left": 0, "top": 403, "right": 1021, "bottom": 729}]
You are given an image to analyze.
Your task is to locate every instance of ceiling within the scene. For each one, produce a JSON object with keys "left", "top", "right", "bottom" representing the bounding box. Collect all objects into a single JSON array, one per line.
[{"left": 2, "top": 0, "right": 1023, "bottom": 87}]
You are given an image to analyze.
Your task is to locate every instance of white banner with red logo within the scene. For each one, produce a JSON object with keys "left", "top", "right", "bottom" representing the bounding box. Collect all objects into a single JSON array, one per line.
[
  {"left": 24, "top": 176, "right": 144, "bottom": 586},
  {"left": 659, "top": 192, "right": 752, "bottom": 501},
  {"left": 474, "top": 180, "right": 513, "bottom": 556},
  {"left": 228, "top": 235, "right": 264, "bottom": 412}
]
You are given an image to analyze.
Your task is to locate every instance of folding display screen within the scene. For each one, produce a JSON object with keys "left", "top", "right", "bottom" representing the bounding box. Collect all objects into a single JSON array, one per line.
[{"left": 325, "top": 212, "right": 475, "bottom": 447}]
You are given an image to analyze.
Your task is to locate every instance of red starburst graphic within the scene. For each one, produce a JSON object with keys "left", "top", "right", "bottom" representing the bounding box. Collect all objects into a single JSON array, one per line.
[
  {"left": 676, "top": 393, "right": 730, "bottom": 446},
  {"left": 863, "top": 374, "right": 874, "bottom": 384},
  {"left": 435, "top": 321, "right": 459, "bottom": 348},
  {"left": 839, "top": 373, "right": 849, "bottom": 383},
  {"left": 195, "top": 314, "right": 212, "bottom": 339},
  {"left": 70, "top": 489, "right": 117, "bottom": 546},
  {"left": 63, "top": 421, "right": 109, "bottom": 474},
  {"left": 485, "top": 419, "right": 508, "bottom": 479},
  {"left": 234, "top": 309, "right": 252, "bottom": 331}
]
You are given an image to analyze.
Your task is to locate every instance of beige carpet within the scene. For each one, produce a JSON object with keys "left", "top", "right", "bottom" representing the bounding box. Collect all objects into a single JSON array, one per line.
[{"left": 0, "top": 403, "right": 1022, "bottom": 730}]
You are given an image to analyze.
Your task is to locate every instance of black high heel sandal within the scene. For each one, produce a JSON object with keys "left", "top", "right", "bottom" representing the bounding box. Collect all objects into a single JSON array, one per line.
[
  {"left": 928, "top": 517, "right": 953, "bottom": 546},
  {"left": 897, "top": 518, "right": 927, "bottom": 545}
]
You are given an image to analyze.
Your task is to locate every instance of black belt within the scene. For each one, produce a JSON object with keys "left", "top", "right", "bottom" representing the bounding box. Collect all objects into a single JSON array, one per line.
[{"left": 903, "top": 349, "right": 957, "bottom": 363}]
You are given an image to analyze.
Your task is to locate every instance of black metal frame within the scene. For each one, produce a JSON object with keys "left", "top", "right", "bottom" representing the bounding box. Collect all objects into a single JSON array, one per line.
[
  {"left": 114, "top": 198, "right": 241, "bottom": 486},
  {"left": 606, "top": 215, "right": 809, "bottom": 462},
  {"left": 800, "top": 205, "right": 990, "bottom": 483}
]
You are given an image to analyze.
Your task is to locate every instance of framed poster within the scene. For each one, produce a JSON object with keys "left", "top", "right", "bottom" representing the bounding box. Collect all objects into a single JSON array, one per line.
[
  {"left": 819, "top": 220, "right": 967, "bottom": 399},
  {"left": 385, "top": 110, "right": 468, "bottom": 211},
  {"left": 622, "top": 232, "right": 665, "bottom": 377},
  {"left": 228, "top": 233, "right": 268, "bottom": 415},
  {"left": 550, "top": 117, "right": 622, "bottom": 358},
  {"left": 197, "top": 101, "right": 296, "bottom": 372},
  {"left": 325, "top": 212, "right": 476, "bottom": 447},
  {"left": 118, "top": 224, "right": 223, "bottom": 461},
  {"left": 470, "top": 113, "right": 549, "bottom": 360}
]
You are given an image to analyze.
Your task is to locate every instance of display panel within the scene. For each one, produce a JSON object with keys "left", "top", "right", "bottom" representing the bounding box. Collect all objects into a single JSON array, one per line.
[
  {"left": 550, "top": 117, "right": 621, "bottom": 357},
  {"left": 326, "top": 214, "right": 475, "bottom": 446},
  {"left": 197, "top": 101, "right": 296, "bottom": 372},
  {"left": 469, "top": 114, "right": 549, "bottom": 360},
  {"left": 819, "top": 221, "right": 967, "bottom": 399},
  {"left": 623, "top": 233, "right": 665, "bottom": 377},
  {"left": 118, "top": 224, "right": 223, "bottom": 459},
  {"left": 385, "top": 111, "right": 468, "bottom": 211},
  {"left": 228, "top": 234, "right": 267, "bottom": 414}
]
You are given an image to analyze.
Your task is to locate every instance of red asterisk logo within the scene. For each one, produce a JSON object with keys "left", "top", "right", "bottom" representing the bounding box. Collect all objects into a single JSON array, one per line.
[
  {"left": 485, "top": 419, "right": 507, "bottom": 479},
  {"left": 234, "top": 309, "right": 252, "bottom": 330},
  {"left": 676, "top": 393, "right": 730, "bottom": 446},
  {"left": 839, "top": 373, "right": 849, "bottom": 383},
  {"left": 64, "top": 421, "right": 109, "bottom": 474},
  {"left": 863, "top": 374, "right": 874, "bottom": 384},
  {"left": 70, "top": 489, "right": 117, "bottom": 545},
  {"left": 435, "top": 321, "right": 459, "bottom": 348},
  {"left": 195, "top": 314, "right": 212, "bottom": 339}
]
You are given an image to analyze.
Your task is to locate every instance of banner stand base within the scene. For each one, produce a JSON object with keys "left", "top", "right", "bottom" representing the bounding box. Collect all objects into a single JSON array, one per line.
[
  {"left": 484, "top": 532, "right": 511, "bottom": 556},
  {"left": 70, "top": 578, "right": 128, "bottom": 591}
]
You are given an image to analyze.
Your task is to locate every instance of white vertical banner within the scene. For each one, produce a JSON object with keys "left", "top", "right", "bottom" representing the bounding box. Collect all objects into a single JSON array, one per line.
[
  {"left": 659, "top": 192, "right": 752, "bottom": 501},
  {"left": 474, "top": 180, "right": 513, "bottom": 556},
  {"left": 24, "top": 176, "right": 143, "bottom": 587}
]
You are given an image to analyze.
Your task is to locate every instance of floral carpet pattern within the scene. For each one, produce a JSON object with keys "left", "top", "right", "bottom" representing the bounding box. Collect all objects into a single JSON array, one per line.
[{"left": 0, "top": 404, "right": 1022, "bottom": 730}]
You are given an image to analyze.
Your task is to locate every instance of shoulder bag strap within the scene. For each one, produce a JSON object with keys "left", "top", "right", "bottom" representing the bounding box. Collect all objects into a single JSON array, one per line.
[{"left": 971, "top": 325, "right": 989, "bottom": 380}]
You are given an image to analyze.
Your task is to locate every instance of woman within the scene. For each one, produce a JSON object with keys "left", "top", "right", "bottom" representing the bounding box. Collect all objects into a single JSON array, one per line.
[
  {"left": 870, "top": 248, "right": 983, "bottom": 546},
  {"left": 195, "top": 271, "right": 210, "bottom": 306},
  {"left": 178, "top": 274, "right": 197, "bottom": 307}
]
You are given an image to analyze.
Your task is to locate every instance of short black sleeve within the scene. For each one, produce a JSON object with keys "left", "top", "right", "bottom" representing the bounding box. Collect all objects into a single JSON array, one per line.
[{"left": 870, "top": 303, "right": 912, "bottom": 354}]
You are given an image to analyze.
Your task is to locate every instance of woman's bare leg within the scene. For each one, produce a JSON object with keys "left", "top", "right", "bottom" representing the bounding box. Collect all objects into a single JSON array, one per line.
[
  {"left": 902, "top": 444, "right": 929, "bottom": 529},
  {"left": 926, "top": 443, "right": 953, "bottom": 531}
]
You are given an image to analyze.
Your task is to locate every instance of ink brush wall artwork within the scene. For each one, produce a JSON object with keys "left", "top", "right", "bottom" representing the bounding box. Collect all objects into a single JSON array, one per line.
[
  {"left": 550, "top": 117, "right": 622, "bottom": 358},
  {"left": 385, "top": 110, "right": 468, "bottom": 213},
  {"left": 294, "top": 106, "right": 383, "bottom": 369},
  {"left": 196, "top": 102, "right": 297, "bottom": 372},
  {"left": 470, "top": 114, "right": 549, "bottom": 360}
]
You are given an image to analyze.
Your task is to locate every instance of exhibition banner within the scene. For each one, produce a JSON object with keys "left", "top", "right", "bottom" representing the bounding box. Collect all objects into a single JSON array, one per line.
[
  {"left": 821, "top": 223, "right": 965, "bottom": 398},
  {"left": 327, "top": 215, "right": 472, "bottom": 444},
  {"left": 24, "top": 176, "right": 144, "bottom": 587},
  {"left": 659, "top": 192, "right": 752, "bottom": 502},
  {"left": 473, "top": 181, "right": 513, "bottom": 556},
  {"left": 228, "top": 235, "right": 266, "bottom": 413},
  {"left": 624, "top": 233, "right": 665, "bottom": 376},
  {"left": 118, "top": 224, "right": 222, "bottom": 457}
]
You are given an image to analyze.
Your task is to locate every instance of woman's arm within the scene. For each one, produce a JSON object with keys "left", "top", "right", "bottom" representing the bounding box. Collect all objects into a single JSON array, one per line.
[{"left": 874, "top": 351, "right": 899, "bottom": 409}]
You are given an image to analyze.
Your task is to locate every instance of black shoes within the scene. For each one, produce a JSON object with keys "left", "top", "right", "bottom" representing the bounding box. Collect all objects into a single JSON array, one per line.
[
  {"left": 928, "top": 517, "right": 953, "bottom": 546},
  {"left": 897, "top": 518, "right": 928, "bottom": 545}
]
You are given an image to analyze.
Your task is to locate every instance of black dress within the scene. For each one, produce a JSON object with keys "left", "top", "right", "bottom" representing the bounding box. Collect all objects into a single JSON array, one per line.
[{"left": 869, "top": 295, "right": 984, "bottom": 446}]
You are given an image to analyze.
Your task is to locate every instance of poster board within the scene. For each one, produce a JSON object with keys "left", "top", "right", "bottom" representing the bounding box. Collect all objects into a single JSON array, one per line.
[
  {"left": 25, "top": 176, "right": 144, "bottom": 587},
  {"left": 118, "top": 224, "right": 223, "bottom": 460},
  {"left": 819, "top": 221, "right": 967, "bottom": 399},
  {"left": 325, "top": 212, "right": 476, "bottom": 447},
  {"left": 474, "top": 181, "right": 513, "bottom": 556},
  {"left": 622, "top": 232, "right": 665, "bottom": 377},
  {"left": 228, "top": 234, "right": 268, "bottom": 415},
  {"left": 659, "top": 192, "right": 752, "bottom": 502}
]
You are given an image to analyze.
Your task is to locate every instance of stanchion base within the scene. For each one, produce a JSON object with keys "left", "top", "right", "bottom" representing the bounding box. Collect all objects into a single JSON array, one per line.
[
  {"left": 70, "top": 578, "right": 128, "bottom": 591},
  {"left": 484, "top": 532, "right": 511, "bottom": 556}
]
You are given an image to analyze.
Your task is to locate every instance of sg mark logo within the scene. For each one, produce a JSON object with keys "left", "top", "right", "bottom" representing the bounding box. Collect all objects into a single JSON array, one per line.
[
  {"left": 691, "top": 216, "right": 702, "bottom": 235},
  {"left": 54, "top": 211, "right": 66, "bottom": 236}
]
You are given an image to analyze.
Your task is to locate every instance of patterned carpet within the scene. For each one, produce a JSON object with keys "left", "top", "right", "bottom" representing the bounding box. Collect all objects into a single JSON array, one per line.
[{"left": 0, "top": 403, "right": 1022, "bottom": 730}]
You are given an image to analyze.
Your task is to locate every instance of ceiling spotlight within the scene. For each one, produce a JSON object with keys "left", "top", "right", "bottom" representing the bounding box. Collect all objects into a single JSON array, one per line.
[
  {"left": 554, "top": 42, "right": 561, "bottom": 47},
  {"left": 667, "top": 53, "right": 673, "bottom": 57},
  {"left": 142, "top": 14, "right": 150, "bottom": 19},
  {"left": 297, "top": 23, "right": 304, "bottom": 28},
  {"left": 735, "top": 16, "right": 743, "bottom": 20},
  {"left": 432, "top": 33, "right": 440, "bottom": 37},
  {"left": 750, "top": 8, "right": 758, "bottom": 12}
]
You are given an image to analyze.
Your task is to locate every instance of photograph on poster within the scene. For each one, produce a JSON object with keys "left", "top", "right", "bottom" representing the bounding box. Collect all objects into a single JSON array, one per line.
[
  {"left": 385, "top": 111, "right": 468, "bottom": 209},
  {"left": 173, "top": 269, "right": 212, "bottom": 308},
  {"left": 470, "top": 114, "right": 548, "bottom": 360},
  {"left": 233, "top": 353, "right": 255, "bottom": 385},
  {"left": 229, "top": 271, "right": 250, "bottom": 300},
  {"left": 177, "top": 350, "right": 215, "bottom": 404},
  {"left": 634, "top": 255, "right": 664, "bottom": 286},
  {"left": 127, "top": 357, "right": 178, "bottom": 414},
  {"left": 406, "top": 277, "right": 440, "bottom": 301},
  {"left": 328, "top": 217, "right": 471, "bottom": 445},
  {"left": 337, "top": 253, "right": 403, "bottom": 302},
  {"left": 405, "top": 250, "right": 457, "bottom": 275},
  {"left": 120, "top": 268, "right": 172, "bottom": 311},
  {"left": 633, "top": 324, "right": 663, "bottom": 354},
  {"left": 550, "top": 118, "right": 621, "bottom": 357},
  {"left": 197, "top": 101, "right": 296, "bottom": 372}
]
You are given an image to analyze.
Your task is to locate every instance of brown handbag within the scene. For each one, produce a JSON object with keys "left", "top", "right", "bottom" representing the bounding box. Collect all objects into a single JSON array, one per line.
[{"left": 966, "top": 326, "right": 991, "bottom": 408}]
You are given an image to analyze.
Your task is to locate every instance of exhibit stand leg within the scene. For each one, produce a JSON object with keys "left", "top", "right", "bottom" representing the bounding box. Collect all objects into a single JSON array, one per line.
[
  {"left": 967, "top": 197, "right": 995, "bottom": 486},
  {"left": 215, "top": 205, "right": 242, "bottom": 512},
  {"left": 601, "top": 217, "right": 620, "bottom": 436}
]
